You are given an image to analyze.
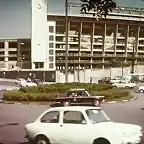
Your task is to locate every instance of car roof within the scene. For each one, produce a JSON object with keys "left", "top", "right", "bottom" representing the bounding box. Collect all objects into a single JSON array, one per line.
[{"left": 47, "top": 106, "right": 101, "bottom": 112}]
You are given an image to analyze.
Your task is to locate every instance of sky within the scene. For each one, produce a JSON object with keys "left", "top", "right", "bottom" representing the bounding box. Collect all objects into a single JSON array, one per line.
[{"left": 0, "top": 0, "right": 144, "bottom": 39}]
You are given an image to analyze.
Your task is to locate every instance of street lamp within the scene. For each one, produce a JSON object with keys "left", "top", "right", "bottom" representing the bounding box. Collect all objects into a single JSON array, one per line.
[{"left": 65, "top": 0, "right": 69, "bottom": 83}]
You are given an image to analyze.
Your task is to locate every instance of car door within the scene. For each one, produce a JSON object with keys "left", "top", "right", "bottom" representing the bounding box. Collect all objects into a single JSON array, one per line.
[
  {"left": 59, "top": 110, "right": 90, "bottom": 144},
  {"left": 39, "top": 111, "right": 63, "bottom": 144}
]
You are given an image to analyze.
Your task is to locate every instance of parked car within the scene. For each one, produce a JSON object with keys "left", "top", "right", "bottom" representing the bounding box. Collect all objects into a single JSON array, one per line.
[
  {"left": 25, "top": 106, "right": 142, "bottom": 144},
  {"left": 98, "top": 77, "right": 111, "bottom": 84},
  {"left": 20, "top": 81, "right": 37, "bottom": 87},
  {"left": 32, "top": 79, "right": 43, "bottom": 85},
  {"left": 138, "top": 85, "right": 144, "bottom": 93},
  {"left": 15, "top": 78, "right": 26, "bottom": 84},
  {"left": 54, "top": 89, "right": 104, "bottom": 107},
  {"left": 112, "top": 81, "right": 136, "bottom": 88}
]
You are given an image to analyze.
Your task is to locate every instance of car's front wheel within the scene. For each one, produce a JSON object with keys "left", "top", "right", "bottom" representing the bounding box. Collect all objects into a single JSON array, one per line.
[
  {"left": 93, "top": 100, "right": 100, "bottom": 107},
  {"left": 63, "top": 101, "right": 71, "bottom": 106}
]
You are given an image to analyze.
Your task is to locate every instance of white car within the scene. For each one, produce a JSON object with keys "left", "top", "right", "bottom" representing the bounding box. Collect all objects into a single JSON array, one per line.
[
  {"left": 112, "top": 81, "right": 136, "bottom": 88},
  {"left": 20, "top": 81, "right": 37, "bottom": 87},
  {"left": 25, "top": 106, "right": 142, "bottom": 144},
  {"left": 138, "top": 86, "right": 144, "bottom": 93},
  {"left": 15, "top": 78, "right": 27, "bottom": 84}
]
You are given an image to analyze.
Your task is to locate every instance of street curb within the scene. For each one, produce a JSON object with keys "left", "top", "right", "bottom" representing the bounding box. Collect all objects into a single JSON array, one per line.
[
  {"left": 105, "top": 96, "right": 137, "bottom": 104},
  {"left": 2, "top": 96, "right": 137, "bottom": 105}
]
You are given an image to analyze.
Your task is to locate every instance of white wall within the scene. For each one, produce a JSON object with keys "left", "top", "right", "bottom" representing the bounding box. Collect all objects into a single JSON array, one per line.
[
  {"left": 31, "top": 0, "right": 48, "bottom": 69},
  {"left": 56, "top": 65, "right": 144, "bottom": 83}
]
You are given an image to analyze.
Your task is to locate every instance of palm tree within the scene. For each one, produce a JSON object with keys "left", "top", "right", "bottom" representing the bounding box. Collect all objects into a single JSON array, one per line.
[{"left": 80, "top": 0, "right": 116, "bottom": 18}]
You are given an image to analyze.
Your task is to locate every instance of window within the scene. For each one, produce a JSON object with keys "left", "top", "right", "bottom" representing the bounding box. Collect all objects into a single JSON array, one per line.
[
  {"left": 49, "top": 43, "right": 54, "bottom": 48},
  {"left": 86, "top": 109, "right": 111, "bottom": 124},
  {"left": 49, "top": 26, "right": 54, "bottom": 33},
  {"left": 49, "top": 49, "right": 54, "bottom": 55},
  {"left": 63, "top": 111, "right": 86, "bottom": 124},
  {"left": 35, "top": 62, "right": 44, "bottom": 69},
  {"left": 49, "top": 35, "right": 54, "bottom": 41},
  {"left": 49, "top": 56, "right": 54, "bottom": 62},
  {"left": 41, "top": 111, "right": 60, "bottom": 123},
  {"left": 9, "top": 42, "right": 17, "bottom": 48},
  {"left": 49, "top": 63, "right": 53, "bottom": 68},
  {"left": 0, "top": 42, "right": 4, "bottom": 48}
]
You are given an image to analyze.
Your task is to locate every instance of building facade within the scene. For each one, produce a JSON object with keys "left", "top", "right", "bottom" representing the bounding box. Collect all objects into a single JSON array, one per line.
[{"left": 1, "top": 1, "right": 144, "bottom": 74}]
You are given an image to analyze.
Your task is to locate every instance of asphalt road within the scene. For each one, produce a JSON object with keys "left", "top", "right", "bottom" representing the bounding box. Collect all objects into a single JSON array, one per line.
[{"left": 0, "top": 92, "right": 144, "bottom": 144}]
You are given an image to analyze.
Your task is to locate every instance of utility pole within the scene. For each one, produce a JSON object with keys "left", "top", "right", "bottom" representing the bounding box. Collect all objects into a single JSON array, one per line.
[
  {"left": 65, "top": 0, "right": 69, "bottom": 83},
  {"left": 131, "top": 41, "right": 135, "bottom": 74}
]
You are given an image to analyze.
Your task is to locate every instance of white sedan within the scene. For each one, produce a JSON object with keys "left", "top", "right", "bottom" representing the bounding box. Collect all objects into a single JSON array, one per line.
[
  {"left": 20, "top": 81, "right": 37, "bottom": 87},
  {"left": 15, "top": 78, "right": 27, "bottom": 84},
  {"left": 25, "top": 106, "right": 142, "bottom": 144},
  {"left": 138, "top": 85, "right": 144, "bottom": 93},
  {"left": 112, "top": 81, "right": 136, "bottom": 88}
]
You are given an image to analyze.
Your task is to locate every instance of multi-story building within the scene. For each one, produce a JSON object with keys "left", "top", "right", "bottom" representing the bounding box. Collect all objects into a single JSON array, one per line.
[
  {"left": 50, "top": 7, "right": 144, "bottom": 71},
  {"left": 1, "top": 0, "right": 144, "bottom": 76}
]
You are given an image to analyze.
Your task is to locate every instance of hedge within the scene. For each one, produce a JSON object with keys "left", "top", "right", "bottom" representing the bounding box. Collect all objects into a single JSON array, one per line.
[
  {"left": 19, "top": 83, "right": 113, "bottom": 93},
  {"left": 3, "top": 83, "right": 132, "bottom": 102}
]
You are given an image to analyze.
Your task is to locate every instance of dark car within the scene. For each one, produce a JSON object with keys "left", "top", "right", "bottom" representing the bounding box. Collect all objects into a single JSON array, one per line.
[
  {"left": 98, "top": 77, "right": 111, "bottom": 84},
  {"left": 54, "top": 88, "right": 104, "bottom": 107},
  {"left": 32, "top": 79, "right": 43, "bottom": 85}
]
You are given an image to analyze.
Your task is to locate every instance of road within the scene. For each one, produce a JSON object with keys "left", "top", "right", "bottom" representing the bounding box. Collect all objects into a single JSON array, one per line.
[{"left": 0, "top": 92, "right": 144, "bottom": 144}]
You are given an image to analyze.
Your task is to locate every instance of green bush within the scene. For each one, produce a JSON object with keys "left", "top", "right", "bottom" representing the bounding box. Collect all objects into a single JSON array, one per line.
[
  {"left": 19, "top": 83, "right": 113, "bottom": 94},
  {"left": 95, "top": 88, "right": 130, "bottom": 100},
  {"left": 3, "top": 87, "right": 131, "bottom": 102},
  {"left": 3, "top": 91, "right": 58, "bottom": 101}
]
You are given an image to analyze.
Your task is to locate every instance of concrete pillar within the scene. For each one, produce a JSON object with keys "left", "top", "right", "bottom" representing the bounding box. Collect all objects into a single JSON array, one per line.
[
  {"left": 102, "top": 24, "right": 106, "bottom": 69},
  {"left": 125, "top": 25, "right": 129, "bottom": 56},
  {"left": 78, "top": 22, "right": 82, "bottom": 82},
  {"left": 4, "top": 41, "right": 9, "bottom": 69},
  {"left": 102, "top": 24, "right": 106, "bottom": 54},
  {"left": 17, "top": 40, "right": 21, "bottom": 67},
  {"left": 90, "top": 23, "right": 95, "bottom": 69},
  {"left": 135, "top": 25, "right": 140, "bottom": 56},
  {"left": 31, "top": 0, "right": 48, "bottom": 70},
  {"left": 114, "top": 24, "right": 118, "bottom": 56}
]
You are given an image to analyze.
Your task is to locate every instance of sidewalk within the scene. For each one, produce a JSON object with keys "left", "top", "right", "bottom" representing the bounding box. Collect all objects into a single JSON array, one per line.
[
  {"left": 0, "top": 78, "right": 55, "bottom": 84},
  {"left": 0, "top": 78, "right": 16, "bottom": 82}
]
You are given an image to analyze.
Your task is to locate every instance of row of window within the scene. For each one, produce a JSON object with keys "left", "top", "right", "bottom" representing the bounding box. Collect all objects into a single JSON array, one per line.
[
  {"left": 35, "top": 62, "right": 54, "bottom": 69},
  {"left": 40, "top": 110, "right": 106, "bottom": 124}
]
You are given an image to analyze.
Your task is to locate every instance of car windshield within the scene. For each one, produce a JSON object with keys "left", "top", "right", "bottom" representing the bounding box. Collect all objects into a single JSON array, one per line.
[{"left": 86, "top": 109, "right": 111, "bottom": 124}]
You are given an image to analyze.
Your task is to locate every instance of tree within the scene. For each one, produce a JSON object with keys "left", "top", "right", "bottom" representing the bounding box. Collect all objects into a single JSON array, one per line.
[{"left": 80, "top": 0, "right": 116, "bottom": 19}]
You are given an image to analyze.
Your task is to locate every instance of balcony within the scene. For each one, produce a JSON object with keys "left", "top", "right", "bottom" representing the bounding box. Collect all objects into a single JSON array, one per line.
[
  {"left": 93, "top": 54, "right": 103, "bottom": 57},
  {"left": 92, "top": 60, "right": 103, "bottom": 64},
  {"left": 80, "top": 60, "right": 91, "bottom": 63},
  {"left": 68, "top": 53, "right": 79, "bottom": 56},
  {"left": 68, "top": 60, "right": 79, "bottom": 63},
  {"left": 8, "top": 54, "right": 17, "bottom": 57},
  {"left": 80, "top": 53, "right": 91, "bottom": 57},
  {"left": 56, "top": 60, "right": 65, "bottom": 63}
]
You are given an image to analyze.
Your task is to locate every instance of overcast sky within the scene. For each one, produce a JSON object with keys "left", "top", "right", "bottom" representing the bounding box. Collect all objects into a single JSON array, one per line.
[{"left": 0, "top": 0, "right": 143, "bottom": 39}]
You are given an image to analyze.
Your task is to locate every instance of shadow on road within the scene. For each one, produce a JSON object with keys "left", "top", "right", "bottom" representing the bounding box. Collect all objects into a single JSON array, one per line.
[
  {"left": 18, "top": 142, "right": 28, "bottom": 144},
  {"left": 140, "top": 108, "right": 144, "bottom": 110},
  {"left": 0, "top": 123, "right": 19, "bottom": 128}
]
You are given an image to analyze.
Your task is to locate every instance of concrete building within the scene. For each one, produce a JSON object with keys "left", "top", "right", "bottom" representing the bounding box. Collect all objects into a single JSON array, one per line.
[{"left": 1, "top": 0, "right": 144, "bottom": 82}]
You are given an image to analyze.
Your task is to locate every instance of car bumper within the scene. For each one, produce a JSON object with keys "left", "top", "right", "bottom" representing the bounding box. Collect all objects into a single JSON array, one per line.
[{"left": 122, "top": 134, "right": 143, "bottom": 144}]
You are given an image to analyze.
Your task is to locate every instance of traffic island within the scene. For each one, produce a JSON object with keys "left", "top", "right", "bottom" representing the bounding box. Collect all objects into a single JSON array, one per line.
[{"left": 2, "top": 83, "right": 135, "bottom": 105}]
